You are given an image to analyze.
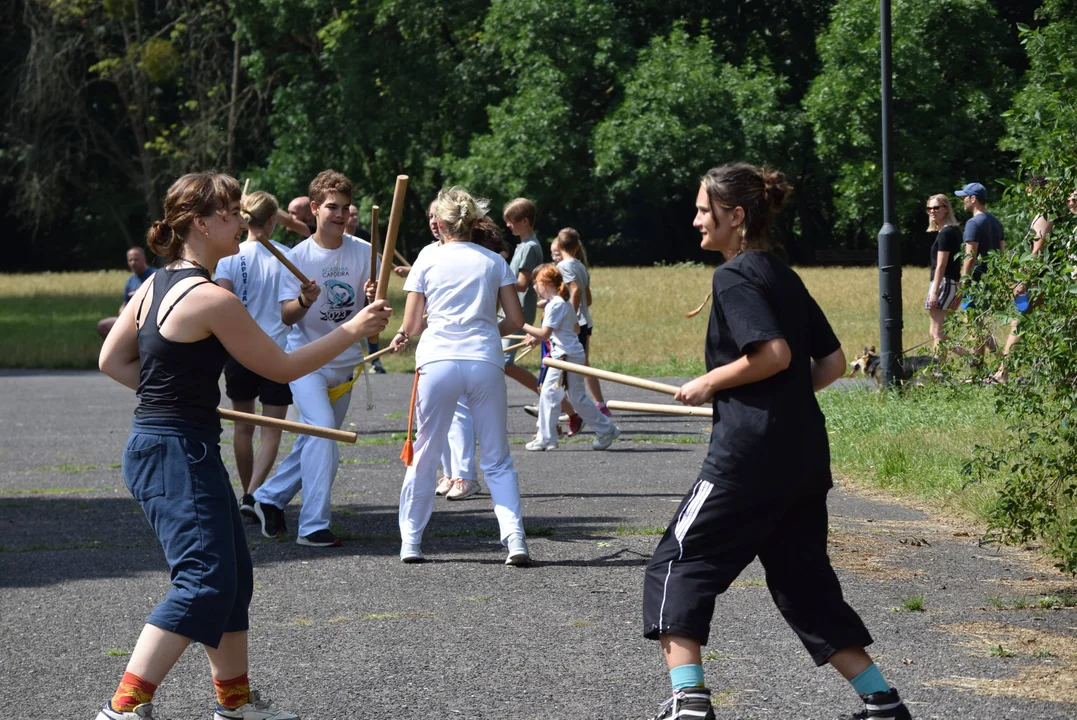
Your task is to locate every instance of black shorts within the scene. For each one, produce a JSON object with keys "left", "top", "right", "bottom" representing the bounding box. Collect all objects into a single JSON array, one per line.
[
  {"left": 223, "top": 357, "right": 292, "bottom": 406},
  {"left": 577, "top": 324, "right": 592, "bottom": 349}
]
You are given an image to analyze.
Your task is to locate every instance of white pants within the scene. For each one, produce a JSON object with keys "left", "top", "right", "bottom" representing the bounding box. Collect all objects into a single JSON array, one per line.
[
  {"left": 538, "top": 351, "right": 614, "bottom": 444},
  {"left": 399, "top": 360, "right": 524, "bottom": 544},
  {"left": 439, "top": 398, "right": 476, "bottom": 480},
  {"left": 254, "top": 365, "right": 352, "bottom": 537}
]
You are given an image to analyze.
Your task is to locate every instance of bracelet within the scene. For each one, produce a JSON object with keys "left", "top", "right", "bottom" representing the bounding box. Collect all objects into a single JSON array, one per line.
[
  {"left": 297, "top": 294, "right": 310, "bottom": 309},
  {"left": 395, "top": 329, "right": 410, "bottom": 341}
]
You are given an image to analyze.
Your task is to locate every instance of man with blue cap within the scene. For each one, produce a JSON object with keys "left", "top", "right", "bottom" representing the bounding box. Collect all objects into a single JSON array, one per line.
[{"left": 956, "top": 182, "right": 1004, "bottom": 358}]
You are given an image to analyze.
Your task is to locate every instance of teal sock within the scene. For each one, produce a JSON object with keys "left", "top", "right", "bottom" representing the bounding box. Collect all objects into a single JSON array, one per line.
[
  {"left": 669, "top": 664, "right": 705, "bottom": 692},
  {"left": 849, "top": 664, "right": 890, "bottom": 697}
]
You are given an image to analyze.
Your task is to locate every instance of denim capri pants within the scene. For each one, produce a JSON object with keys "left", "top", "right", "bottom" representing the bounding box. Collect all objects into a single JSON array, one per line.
[{"left": 122, "top": 418, "right": 253, "bottom": 648}]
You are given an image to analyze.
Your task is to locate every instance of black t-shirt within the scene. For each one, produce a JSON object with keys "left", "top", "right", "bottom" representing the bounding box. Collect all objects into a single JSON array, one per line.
[
  {"left": 701, "top": 252, "right": 840, "bottom": 492},
  {"left": 928, "top": 225, "right": 962, "bottom": 281}
]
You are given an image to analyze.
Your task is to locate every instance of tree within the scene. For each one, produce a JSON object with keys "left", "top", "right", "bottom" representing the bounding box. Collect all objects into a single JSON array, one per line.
[{"left": 805, "top": 0, "right": 1016, "bottom": 247}]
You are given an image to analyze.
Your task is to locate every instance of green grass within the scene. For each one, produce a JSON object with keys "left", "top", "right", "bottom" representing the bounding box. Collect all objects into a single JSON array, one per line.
[
  {"left": 989, "top": 644, "right": 1016, "bottom": 658},
  {"left": 895, "top": 593, "right": 926, "bottom": 612},
  {"left": 104, "top": 648, "right": 130, "bottom": 657}
]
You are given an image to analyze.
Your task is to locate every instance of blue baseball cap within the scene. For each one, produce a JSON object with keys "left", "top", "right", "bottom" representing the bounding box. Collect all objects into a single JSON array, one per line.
[{"left": 955, "top": 182, "right": 987, "bottom": 200}]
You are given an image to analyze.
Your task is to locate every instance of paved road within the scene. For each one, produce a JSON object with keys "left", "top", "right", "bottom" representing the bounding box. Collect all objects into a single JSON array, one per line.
[{"left": 1, "top": 371, "right": 1074, "bottom": 719}]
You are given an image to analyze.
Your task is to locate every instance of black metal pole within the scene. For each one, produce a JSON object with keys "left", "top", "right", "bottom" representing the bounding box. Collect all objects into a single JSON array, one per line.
[{"left": 878, "top": 0, "right": 902, "bottom": 387}]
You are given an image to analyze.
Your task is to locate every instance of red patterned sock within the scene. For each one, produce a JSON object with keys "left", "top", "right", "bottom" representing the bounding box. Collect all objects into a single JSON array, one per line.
[
  {"left": 111, "top": 672, "right": 157, "bottom": 712},
  {"left": 214, "top": 672, "right": 251, "bottom": 710}
]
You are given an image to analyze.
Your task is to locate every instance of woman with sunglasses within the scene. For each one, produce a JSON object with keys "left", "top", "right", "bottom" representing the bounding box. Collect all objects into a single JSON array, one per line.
[{"left": 925, "top": 194, "right": 962, "bottom": 356}]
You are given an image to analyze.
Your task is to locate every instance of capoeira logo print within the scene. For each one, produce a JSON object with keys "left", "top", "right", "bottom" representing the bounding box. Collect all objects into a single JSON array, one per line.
[{"left": 320, "top": 279, "right": 355, "bottom": 323}]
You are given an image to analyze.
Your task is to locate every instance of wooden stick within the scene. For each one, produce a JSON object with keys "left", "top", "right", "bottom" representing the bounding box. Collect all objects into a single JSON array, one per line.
[
  {"left": 541, "top": 357, "right": 680, "bottom": 396},
  {"left": 393, "top": 248, "right": 410, "bottom": 268},
  {"left": 376, "top": 175, "right": 409, "bottom": 301},
  {"left": 242, "top": 178, "right": 250, "bottom": 198},
  {"left": 218, "top": 408, "right": 357, "bottom": 443},
  {"left": 255, "top": 235, "right": 309, "bottom": 285},
  {"left": 504, "top": 334, "right": 527, "bottom": 340},
  {"left": 369, "top": 205, "right": 380, "bottom": 285},
  {"left": 605, "top": 400, "right": 712, "bottom": 418},
  {"left": 364, "top": 345, "right": 395, "bottom": 363},
  {"left": 503, "top": 340, "right": 530, "bottom": 354},
  {"left": 515, "top": 343, "right": 536, "bottom": 361}
]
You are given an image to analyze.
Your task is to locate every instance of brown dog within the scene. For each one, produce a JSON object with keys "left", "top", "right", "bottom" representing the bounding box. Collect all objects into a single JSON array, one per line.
[{"left": 848, "top": 346, "right": 934, "bottom": 386}]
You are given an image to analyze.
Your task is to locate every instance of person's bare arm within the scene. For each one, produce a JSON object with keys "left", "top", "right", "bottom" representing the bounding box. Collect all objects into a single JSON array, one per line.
[
  {"left": 566, "top": 280, "right": 582, "bottom": 312},
  {"left": 961, "top": 241, "right": 979, "bottom": 281},
  {"left": 277, "top": 210, "right": 310, "bottom": 237},
  {"left": 388, "top": 292, "right": 428, "bottom": 352},
  {"left": 498, "top": 284, "right": 525, "bottom": 336},
  {"left": 675, "top": 338, "right": 791, "bottom": 406},
  {"left": 811, "top": 347, "right": 846, "bottom": 391},
  {"left": 515, "top": 269, "right": 532, "bottom": 293},
  {"left": 522, "top": 322, "right": 552, "bottom": 341},
  {"left": 280, "top": 279, "right": 321, "bottom": 326},
  {"left": 99, "top": 285, "right": 149, "bottom": 390},
  {"left": 209, "top": 291, "right": 391, "bottom": 383},
  {"left": 928, "top": 251, "right": 949, "bottom": 309},
  {"left": 1031, "top": 215, "right": 1052, "bottom": 255}
]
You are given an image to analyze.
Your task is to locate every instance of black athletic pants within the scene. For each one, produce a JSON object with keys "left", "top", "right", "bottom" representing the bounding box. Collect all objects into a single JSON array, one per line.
[{"left": 642, "top": 477, "right": 873, "bottom": 665}]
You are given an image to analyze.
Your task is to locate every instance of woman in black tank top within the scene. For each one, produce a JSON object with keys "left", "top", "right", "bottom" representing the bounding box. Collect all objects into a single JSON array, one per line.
[{"left": 96, "top": 172, "right": 391, "bottom": 720}]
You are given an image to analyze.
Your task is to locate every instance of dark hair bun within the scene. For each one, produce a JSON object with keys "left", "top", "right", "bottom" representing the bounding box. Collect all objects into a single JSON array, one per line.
[
  {"left": 146, "top": 220, "right": 176, "bottom": 260},
  {"left": 763, "top": 170, "right": 792, "bottom": 212}
]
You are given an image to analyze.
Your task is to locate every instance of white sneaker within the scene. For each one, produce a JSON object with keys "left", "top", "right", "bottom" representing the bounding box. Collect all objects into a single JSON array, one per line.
[
  {"left": 400, "top": 542, "right": 424, "bottom": 563},
  {"left": 592, "top": 425, "right": 621, "bottom": 451},
  {"left": 214, "top": 690, "right": 298, "bottom": 720},
  {"left": 435, "top": 476, "right": 454, "bottom": 496},
  {"left": 97, "top": 704, "right": 154, "bottom": 720},
  {"left": 525, "top": 439, "right": 558, "bottom": 451},
  {"left": 446, "top": 478, "right": 480, "bottom": 500},
  {"left": 505, "top": 533, "right": 531, "bottom": 566}
]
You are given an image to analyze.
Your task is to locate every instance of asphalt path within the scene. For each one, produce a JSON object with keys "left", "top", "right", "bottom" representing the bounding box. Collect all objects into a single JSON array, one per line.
[{"left": 1, "top": 370, "right": 1074, "bottom": 719}]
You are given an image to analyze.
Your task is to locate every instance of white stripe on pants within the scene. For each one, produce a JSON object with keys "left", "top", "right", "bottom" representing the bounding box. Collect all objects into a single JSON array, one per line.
[
  {"left": 537, "top": 351, "right": 614, "bottom": 444},
  {"left": 399, "top": 359, "right": 524, "bottom": 545},
  {"left": 254, "top": 365, "right": 352, "bottom": 537},
  {"left": 439, "top": 398, "right": 475, "bottom": 480}
]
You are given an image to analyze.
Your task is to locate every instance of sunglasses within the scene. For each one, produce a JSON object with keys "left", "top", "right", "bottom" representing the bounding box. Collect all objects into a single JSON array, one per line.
[{"left": 926, "top": 206, "right": 944, "bottom": 211}]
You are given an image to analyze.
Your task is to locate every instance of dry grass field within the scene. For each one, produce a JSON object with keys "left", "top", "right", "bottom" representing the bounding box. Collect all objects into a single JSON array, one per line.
[{"left": 0, "top": 266, "right": 932, "bottom": 373}]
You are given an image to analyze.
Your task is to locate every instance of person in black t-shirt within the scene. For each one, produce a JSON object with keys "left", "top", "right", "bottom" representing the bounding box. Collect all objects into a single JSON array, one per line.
[
  {"left": 641, "top": 163, "right": 912, "bottom": 720},
  {"left": 925, "top": 194, "right": 963, "bottom": 357}
]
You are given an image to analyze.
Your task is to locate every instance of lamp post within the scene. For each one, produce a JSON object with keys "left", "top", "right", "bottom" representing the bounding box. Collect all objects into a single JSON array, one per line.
[{"left": 878, "top": 0, "right": 903, "bottom": 387}]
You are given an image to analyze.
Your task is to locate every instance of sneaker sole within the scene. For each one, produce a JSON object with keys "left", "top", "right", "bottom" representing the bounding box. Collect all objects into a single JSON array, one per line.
[
  {"left": 505, "top": 552, "right": 531, "bottom": 566},
  {"left": 253, "top": 503, "right": 284, "bottom": 539},
  {"left": 401, "top": 554, "right": 424, "bottom": 563},
  {"left": 523, "top": 406, "right": 539, "bottom": 417},
  {"left": 296, "top": 537, "right": 343, "bottom": 547},
  {"left": 446, "top": 485, "right": 481, "bottom": 501}
]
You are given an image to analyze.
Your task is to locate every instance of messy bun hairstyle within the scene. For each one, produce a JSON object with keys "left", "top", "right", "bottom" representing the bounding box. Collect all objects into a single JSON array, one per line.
[
  {"left": 242, "top": 190, "right": 278, "bottom": 228},
  {"left": 532, "top": 263, "right": 569, "bottom": 300},
  {"left": 435, "top": 186, "right": 490, "bottom": 240},
  {"left": 146, "top": 172, "right": 241, "bottom": 263},
  {"left": 701, "top": 163, "right": 791, "bottom": 253},
  {"left": 471, "top": 215, "right": 504, "bottom": 253}
]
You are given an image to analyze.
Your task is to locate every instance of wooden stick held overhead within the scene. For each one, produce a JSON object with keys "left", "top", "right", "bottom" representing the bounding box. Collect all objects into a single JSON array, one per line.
[
  {"left": 605, "top": 400, "right": 712, "bottom": 418},
  {"left": 219, "top": 408, "right": 357, "bottom": 443},
  {"left": 376, "top": 175, "right": 409, "bottom": 301},
  {"left": 541, "top": 357, "right": 680, "bottom": 396},
  {"left": 254, "top": 236, "right": 309, "bottom": 285}
]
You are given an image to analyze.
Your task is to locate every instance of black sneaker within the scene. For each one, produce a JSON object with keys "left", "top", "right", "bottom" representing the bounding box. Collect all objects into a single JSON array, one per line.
[
  {"left": 649, "top": 688, "right": 715, "bottom": 720},
  {"left": 837, "top": 688, "right": 912, "bottom": 720},
  {"left": 297, "top": 529, "right": 343, "bottom": 547},
  {"left": 372, "top": 359, "right": 387, "bottom": 374},
  {"left": 254, "top": 501, "right": 286, "bottom": 539},
  {"left": 239, "top": 494, "right": 258, "bottom": 523}
]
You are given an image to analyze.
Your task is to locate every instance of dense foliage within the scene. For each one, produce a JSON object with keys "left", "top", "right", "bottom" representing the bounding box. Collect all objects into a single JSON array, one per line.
[{"left": 0, "top": 0, "right": 1048, "bottom": 269}]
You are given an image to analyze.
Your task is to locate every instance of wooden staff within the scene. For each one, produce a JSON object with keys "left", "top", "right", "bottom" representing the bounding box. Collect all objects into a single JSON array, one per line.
[
  {"left": 369, "top": 205, "right": 380, "bottom": 285},
  {"left": 605, "top": 400, "right": 712, "bottom": 418},
  {"left": 503, "top": 340, "right": 530, "bottom": 354},
  {"left": 376, "top": 175, "right": 409, "bottom": 301},
  {"left": 218, "top": 408, "right": 357, "bottom": 443},
  {"left": 515, "top": 343, "right": 537, "bottom": 361},
  {"left": 255, "top": 235, "right": 309, "bottom": 285},
  {"left": 393, "top": 248, "right": 410, "bottom": 268},
  {"left": 242, "top": 178, "right": 251, "bottom": 198},
  {"left": 541, "top": 357, "right": 680, "bottom": 396}
]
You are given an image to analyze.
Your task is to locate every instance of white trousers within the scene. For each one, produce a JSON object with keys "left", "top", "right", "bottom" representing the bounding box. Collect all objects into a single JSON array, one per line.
[
  {"left": 399, "top": 360, "right": 524, "bottom": 545},
  {"left": 537, "top": 351, "right": 614, "bottom": 444},
  {"left": 439, "top": 398, "right": 476, "bottom": 480},
  {"left": 254, "top": 365, "right": 352, "bottom": 537}
]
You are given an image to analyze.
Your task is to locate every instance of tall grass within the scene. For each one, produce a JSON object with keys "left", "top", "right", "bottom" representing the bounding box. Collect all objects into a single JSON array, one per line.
[{"left": 0, "top": 265, "right": 933, "bottom": 373}]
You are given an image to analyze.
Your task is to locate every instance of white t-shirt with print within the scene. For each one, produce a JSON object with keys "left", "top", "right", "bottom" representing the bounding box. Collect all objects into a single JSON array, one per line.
[
  {"left": 542, "top": 295, "right": 585, "bottom": 358},
  {"left": 216, "top": 239, "right": 291, "bottom": 349},
  {"left": 278, "top": 234, "right": 374, "bottom": 369},
  {"left": 403, "top": 241, "right": 516, "bottom": 368},
  {"left": 557, "top": 257, "right": 593, "bottom": 328}
]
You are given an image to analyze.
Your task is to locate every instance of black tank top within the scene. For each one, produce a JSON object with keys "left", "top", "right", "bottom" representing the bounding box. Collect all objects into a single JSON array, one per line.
[{"left": 134, "top": 267, "right": 228, "bottom": 428}]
